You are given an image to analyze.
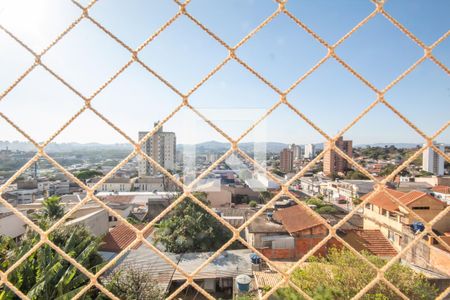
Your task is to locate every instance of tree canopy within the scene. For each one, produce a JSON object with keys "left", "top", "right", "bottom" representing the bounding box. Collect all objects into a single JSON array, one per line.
[
  {"left": 75, "top": 169, "right": 103, "bottom": 182},
  {"left": 0, "top": 225, "right": 103, "bottom": 300},
  {"left": 271, "top": 247, "right": 438, "bottom": 300},
  {"left": 154, "top": 193, "right": 232, "bottom": 253},
  {"left": 105, "top": 266, "right": 165, "bottom": 300}
]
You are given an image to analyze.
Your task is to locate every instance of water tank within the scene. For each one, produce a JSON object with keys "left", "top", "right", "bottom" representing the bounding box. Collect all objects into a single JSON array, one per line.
[{"left": 236, "top": 274, "right": 252, "bottom": 292}]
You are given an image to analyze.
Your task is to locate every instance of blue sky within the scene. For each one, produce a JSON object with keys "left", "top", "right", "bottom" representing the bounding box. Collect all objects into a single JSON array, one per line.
[{"left": 0, "top": 0, "right": 448, "bottom": 145}]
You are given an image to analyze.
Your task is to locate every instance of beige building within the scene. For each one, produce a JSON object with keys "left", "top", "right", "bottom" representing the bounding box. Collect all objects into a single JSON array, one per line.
[
  {"left": 362, "top": 189, "right": 450, "bottom": 276},
  {"left": 323, "top": 137, "right": 352, "bottom": 176},
  {"left": 138, "top": 122, "right": 176, "bottom": 176},
  {"left": 87, "top": 177, "right": 134, "bottom": 193},
  {"left": 362, "top": 189, "right": 448, "bottom": 250}
]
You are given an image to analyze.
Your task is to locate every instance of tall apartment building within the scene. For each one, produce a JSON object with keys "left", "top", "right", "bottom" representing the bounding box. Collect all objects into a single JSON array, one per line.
[
  {"left": 289, "top": 144, "right": 302, "bottom": 160},
  {"left": 323, "top": 137, "right": 352, "bottom": 176},
  {"left": 422, "top": 143, "right": 445, "bottom": 176},
  {"left": 138, "top": 123, "right": 176, "bottom": 176},
  {"left": 280, "top": 148, "right": 294, "bottom": 173},
  {"left": 304, "top": 144, "right": 315, "bottom": 159}
]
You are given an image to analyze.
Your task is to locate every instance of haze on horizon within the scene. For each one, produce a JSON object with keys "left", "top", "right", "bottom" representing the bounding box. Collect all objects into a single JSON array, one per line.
[{"left": 0, "top": 0, "right": 449, "bottom": 145}]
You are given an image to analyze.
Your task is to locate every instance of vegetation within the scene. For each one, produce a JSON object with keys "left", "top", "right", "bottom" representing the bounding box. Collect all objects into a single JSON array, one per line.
[
  {"left": 75, "top": 169, "right": 103, "bottom": 182},
  {"left": 271, "top": 247, "right": 438, "bottom": 300},
  {"left": 306, "top": 198, "right": 337, "bottom": 214},
  {"left": 105, "top": 266, "right": 165, "bottom": 300},
  {"left": 154, "top": 193, "right": 232, "bottom": 253},
  {"left": 416, "top": 170, "right": 434, "bottom": 177},
  {"left": 259, "top": 191, "right": 273, "bottom": 203},
  {"left": 272, "top": 169, "right": 286, "bottom": 177},
  {"left": 249, "top": 200, "right": 257, "bottom": 208},
  {"left": 234, "top": 194, "right": 250, "bottom": 204},
  {"left": 379, "top": 164, "right": 397, "bottom": 176},
  {"left": 344, "top": 170, "right": 369, "bottom": 180},
  {"left": 0, "top": 226, "right": 103, "bottom": 300}
]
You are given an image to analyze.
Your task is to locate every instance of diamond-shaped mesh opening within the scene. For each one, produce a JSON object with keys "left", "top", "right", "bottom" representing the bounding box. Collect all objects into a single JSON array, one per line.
[
  {"left": 0, "top": 0, "right": 80, "bottom": 53},
  {"left": 285, "top": 246, "right": 379, "bottom": 300},
  {"left": 139, "top": 15, "right": 228, "bottom": 93},
  {"left": 287, "top": 59, "right": 376, "bottom": 136},
  {"left": 99, "top": 243, "right": 178, "bottom": 300},
  {"left": 0, "top": 224, "right": 40, "bottom": 273},
  {"left": 87, "top": 0, "right": 179, "bottom": 49},
  {"left": 285, "top": 0, "right": 374, "bottom": 45},
  {"left": 90, "top": 63, "right": 182, "bottom": 142},
  {"left": 42, "top": 18, "right": 131, "bottom": 96},
  {"left": 0, "top": 30, "right": 34, "bottom": 93},
  {"left": 0, "top": 0, "right": 449, "bottom": 299},
  {"left": 237, "top": 13, "right": 327, "bottom": 90},
  {"left": 336, "top": 14, "right": 423, "bottom": 89},
  {"left": 238, "top": 105, "right": 328, "bottom": 177},
  {"left": 0, "top": 66, "right": 83, "bottom": 143},
  {"left": 1, "top": 157, "right": 87, "bottom": 231},
  {"left": 385, "top": 60, "right": 450, "bottom": 137},
  {"left": 153, "top": 195, "right": 235, "bottom": 254}
]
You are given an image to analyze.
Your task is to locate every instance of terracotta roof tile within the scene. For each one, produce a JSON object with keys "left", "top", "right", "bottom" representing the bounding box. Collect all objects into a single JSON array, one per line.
[
  {"left": 342, "top": 229, "right": 397, "bottom": 257},
  {"left": 273, "top": 205, "right": 325, "bottom": 234},
  {"left": 99, "top": 195, "right": 134, "bottom": 204},
  {"left": 361, "top": 188, "right": 405, "bottom": 212},
  {"left": 433, "top": 185, "right": 450, "bottom": 194},
  {"left": 100, "top": 223, "right": 151, "bottom": 253},
  {"left": 398, "top": 190, "right": 427, "bottom": 205}
]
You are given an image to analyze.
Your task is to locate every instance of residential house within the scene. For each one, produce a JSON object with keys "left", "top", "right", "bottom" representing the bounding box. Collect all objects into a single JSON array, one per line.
[
  {"left": 432, "top": 185, "right": 450, "bottom": 204},
  {"left": 0, "top": 209, "right": 27, "bottom": 239},
  {"left": 88, "top": 177, "right": 134, "bottom": 193},
  {"left": 362, "top": 188, "right": 450, "bottom": 276}
]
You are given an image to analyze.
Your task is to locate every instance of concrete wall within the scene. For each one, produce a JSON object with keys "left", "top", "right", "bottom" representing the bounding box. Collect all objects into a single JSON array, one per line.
[
  {"left": 207, "top": 190, "right": 232, "bottom": 208},
  {"left": 405, "top": 196, "right": 447, "bottom": 223},
  {"left": 402, "top": 235, "right": 450, "bottom": 277},
  {"left": 65, "top": 209, "right": 109, "bottom": 237}
]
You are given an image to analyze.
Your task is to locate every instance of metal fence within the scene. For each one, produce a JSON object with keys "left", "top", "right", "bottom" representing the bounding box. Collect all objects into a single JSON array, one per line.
[{"left": 0, "top": 0, "right": 449, "bottom": 299}]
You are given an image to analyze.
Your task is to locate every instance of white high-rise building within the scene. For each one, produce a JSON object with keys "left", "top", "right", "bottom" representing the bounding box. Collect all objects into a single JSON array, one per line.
[
  {"left": 138, "top": 122, "right": 176, "bottom": 176},
  {"left": 422, "top": 143, "right": 444, "bottom": 176},
  {"left": 304, "top": 144, "right": 315, "bottom": 159},
  {"left": 289, "top": 144, "right": 302, "bottom": 160}
]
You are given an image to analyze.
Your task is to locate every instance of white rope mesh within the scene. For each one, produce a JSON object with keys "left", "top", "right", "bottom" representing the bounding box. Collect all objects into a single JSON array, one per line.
[{"left": 0, "top": 0, "right": 448, "bottom": 299}]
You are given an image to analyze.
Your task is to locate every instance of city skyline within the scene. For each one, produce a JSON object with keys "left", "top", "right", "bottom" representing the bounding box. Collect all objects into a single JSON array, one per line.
[{"left": 0, "top": 0, "right": 449, "bottom": 144}]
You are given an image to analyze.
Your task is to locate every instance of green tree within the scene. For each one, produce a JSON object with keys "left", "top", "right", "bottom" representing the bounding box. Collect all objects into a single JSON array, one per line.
[
  {"left": 42, "top": 195, "right": 65, "bottom": 220},
  {"left": 0, "top": 225, "right": 104, "bottom": 300},
  {"left": 345, "top": 170, "right": 369, "bottom": 180},
  {"left": 154, "top": 194, "right": 231, "bottom": 253},
  {"left": 379, "top": 164, "right": 397, "bottom": 176},
  {"left": 75, "top": 169, "right": 103, "bottom": 182},
  {"left": 275, "top": 247, "right": 438, "bottom": 300},
  {"left": 259, "top": 191, "right": 273, "bottom": 203},
  {"left": 105, "top": 266, "right": 165, "bottom": 300}
]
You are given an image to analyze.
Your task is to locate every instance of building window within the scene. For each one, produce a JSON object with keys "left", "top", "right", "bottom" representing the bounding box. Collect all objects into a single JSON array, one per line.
[
  {"left": 388, "top": 230, "right": 395, "bottom": 242},
  {"left": 262, "top": 240, "right": 272, "bottom": 248},
  {"left": 412, "top": 206, "right": 430, "bottom": 210}
]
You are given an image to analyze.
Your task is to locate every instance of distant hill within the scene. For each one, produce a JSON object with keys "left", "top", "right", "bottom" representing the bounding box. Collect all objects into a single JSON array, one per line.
[
  {"left": 178, "top": 141, "right": 324, "bottom": 153},
  {"left": 0, "top": 141, "right": 133, "bottom": 152},
  {"left": 354, "top": 143, "right": 423, "bottom": 149},
  {"left": 2, "top": 140, "right": 439, "bottom": 153}
]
